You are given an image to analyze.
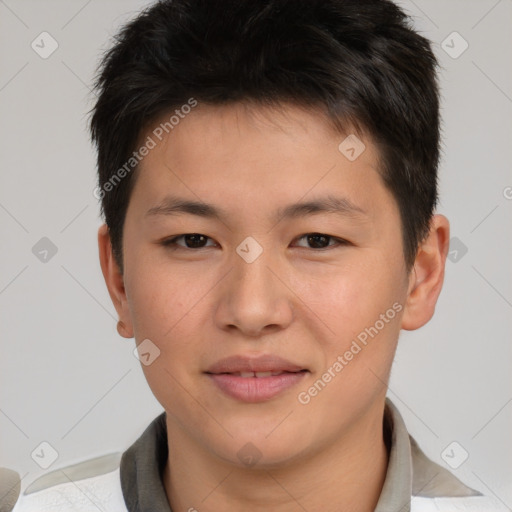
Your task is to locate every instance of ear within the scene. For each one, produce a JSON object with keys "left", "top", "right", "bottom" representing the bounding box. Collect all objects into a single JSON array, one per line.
[
  {"left": 98, "top": 224, "right": 134, "bottom": 338},
  {"left": 401, "top": 214, "right": 450, "bottom": 331}
]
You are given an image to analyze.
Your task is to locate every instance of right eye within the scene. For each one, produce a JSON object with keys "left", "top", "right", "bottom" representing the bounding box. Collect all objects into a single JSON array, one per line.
[{"left": 160, "top": 233, "right": 217, "bottom": 250}]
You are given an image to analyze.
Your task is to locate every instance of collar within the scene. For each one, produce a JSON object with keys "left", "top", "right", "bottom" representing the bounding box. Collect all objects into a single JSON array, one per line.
[
  {"left": 375, "top": 399, "right": 479, "bottom": 511},
  {"left": 120, "top": 398, "right": 479, "bottom": 512}
]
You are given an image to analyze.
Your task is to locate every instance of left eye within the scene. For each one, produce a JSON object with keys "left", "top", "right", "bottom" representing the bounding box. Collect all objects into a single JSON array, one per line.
[
  {"left": 294, "top": 233, "right": 347, "bottom": 249},
  {"left": 161, "top": 233, "right": 347, "bottom": 250}
]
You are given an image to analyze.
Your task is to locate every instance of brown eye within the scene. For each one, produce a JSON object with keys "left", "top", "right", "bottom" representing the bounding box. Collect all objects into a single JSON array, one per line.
[
  {"left": 162, "top": 233, "right": 215, "bottom": 249},
  {"left": 294, "top": 233, "right": 347, "bottom": 249}
]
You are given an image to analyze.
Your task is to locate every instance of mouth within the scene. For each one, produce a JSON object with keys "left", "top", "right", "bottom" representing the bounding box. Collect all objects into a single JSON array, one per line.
[
  {"left": 205, "top": 353, "right": 307, "bottom": 374},
  {"left": 205, "top": 355, "right": 309, "bottom": 402},
  {"left": 211, "top": 370, "right": 307, "bottom": 378}
]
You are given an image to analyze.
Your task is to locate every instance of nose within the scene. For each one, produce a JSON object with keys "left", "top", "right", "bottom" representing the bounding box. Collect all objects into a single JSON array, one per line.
[{"left": 214, "top": 245, "right": 294, "bottom": 338}]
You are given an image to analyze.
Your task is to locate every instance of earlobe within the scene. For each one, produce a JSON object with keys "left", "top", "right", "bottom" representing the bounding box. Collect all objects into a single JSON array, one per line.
[
  {"left": 98, "top": 224, "right": 134, "bottom": 338},
  {"left": 401, "top": 214, "right": 450, "bottom": 331},
  {"left": 117, "top": 320, "right": 132, "bottom": 338}
]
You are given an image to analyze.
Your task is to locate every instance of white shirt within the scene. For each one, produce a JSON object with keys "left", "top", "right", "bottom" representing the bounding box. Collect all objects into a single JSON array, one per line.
[{"left": 13, "top": 399, "right": 508, "bottom": 511}]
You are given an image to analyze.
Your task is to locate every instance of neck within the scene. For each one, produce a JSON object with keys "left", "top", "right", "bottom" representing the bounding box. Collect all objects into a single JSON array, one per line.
[{"left": 163, "top": 403, "right": 389, "bottom": 512}]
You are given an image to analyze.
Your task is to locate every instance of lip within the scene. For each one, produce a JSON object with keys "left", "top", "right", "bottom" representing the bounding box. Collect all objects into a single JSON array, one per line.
[
  {"left": 205, "top": 354, "right": 306, "bottom": 374},
  {"left": 205, "top": 354, "right": 308, "bottom": 403}
]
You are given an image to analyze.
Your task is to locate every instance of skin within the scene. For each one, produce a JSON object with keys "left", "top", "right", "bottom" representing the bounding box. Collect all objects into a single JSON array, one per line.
[{"left": 98, "top": 102, "right": 450, "bottom": 512}]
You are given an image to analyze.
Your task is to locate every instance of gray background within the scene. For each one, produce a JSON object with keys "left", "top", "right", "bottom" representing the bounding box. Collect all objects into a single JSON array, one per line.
[{"left": 1, "top": 0, "right": 511, "bottom": 505}]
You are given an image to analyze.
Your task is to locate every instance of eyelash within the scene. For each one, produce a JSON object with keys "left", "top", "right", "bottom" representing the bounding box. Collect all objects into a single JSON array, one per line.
[{"left": 160, "top": 233, "right": 349, "bottom": 251}]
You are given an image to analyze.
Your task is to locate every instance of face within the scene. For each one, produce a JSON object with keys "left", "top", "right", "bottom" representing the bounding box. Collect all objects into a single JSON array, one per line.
[{"left": 100, "top": 102, "right": 445, "bottom": 468}]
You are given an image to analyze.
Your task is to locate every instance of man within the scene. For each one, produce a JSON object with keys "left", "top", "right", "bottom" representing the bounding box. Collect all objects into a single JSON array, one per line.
[{"left": 12, "top": 0, "right": 507, "bottom": 510}]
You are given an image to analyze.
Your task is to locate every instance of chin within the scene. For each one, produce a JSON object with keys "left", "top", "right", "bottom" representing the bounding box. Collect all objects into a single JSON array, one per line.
[{"left": 210, "top": 425, "right": 313, "bottom": 470}]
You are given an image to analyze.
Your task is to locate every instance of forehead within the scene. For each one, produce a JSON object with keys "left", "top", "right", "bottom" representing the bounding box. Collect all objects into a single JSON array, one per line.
[{"left": 129, "top": 101, "right": 397, "bottom": 225}]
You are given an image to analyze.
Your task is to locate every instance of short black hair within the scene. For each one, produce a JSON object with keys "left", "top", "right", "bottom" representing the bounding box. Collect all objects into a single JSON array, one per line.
[{"left": 90, "top": 0, "right": 440, "bottom": 273}]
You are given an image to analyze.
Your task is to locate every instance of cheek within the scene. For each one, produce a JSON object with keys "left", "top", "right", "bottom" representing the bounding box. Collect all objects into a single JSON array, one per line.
[
  {"left": 123, "top": 251, "right": 217, "bottom": 394},
  {"left": 296, "top": 257, "right": 403, "bottom": 346},
  {"left": 123, "top": 258, "right": 207, "bottom": 411},
  {"left": 123, "top": 244, "right": 194, "bottom": 337},
  {"left": 295, "top": 262, "right": 404, "bottom": 426}
]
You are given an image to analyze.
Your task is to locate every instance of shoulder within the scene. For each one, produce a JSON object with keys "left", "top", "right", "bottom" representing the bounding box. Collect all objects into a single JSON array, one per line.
[
  {"left": 409, "top": 437, "right": 508, "bottom": 512},
  {"left": 411, "top": 495, "right": 510, "bottom": 511},
  {"left": 384, "top": 399, "right": 508, "bottom": 512},
  {"left": 13, "top": 453, "right": 127, "bottom": 512}
]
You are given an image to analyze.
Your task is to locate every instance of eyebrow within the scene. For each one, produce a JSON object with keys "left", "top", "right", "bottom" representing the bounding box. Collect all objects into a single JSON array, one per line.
[{"left": 145, "top": 194, "right": 368, "bottom": 223}]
